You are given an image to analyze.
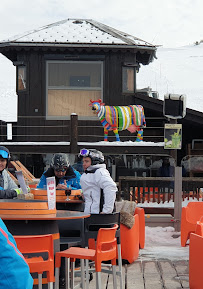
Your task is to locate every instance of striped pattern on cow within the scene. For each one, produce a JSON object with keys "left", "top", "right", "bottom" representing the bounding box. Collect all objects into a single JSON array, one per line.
[{"left": 97, "top": 104, "right": 146, "bottom": 131}]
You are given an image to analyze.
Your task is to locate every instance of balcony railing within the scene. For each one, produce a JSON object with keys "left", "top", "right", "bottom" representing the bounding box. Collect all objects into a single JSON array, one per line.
[{"left": 119, "top": 176, "right": 203, "bottom": 203}]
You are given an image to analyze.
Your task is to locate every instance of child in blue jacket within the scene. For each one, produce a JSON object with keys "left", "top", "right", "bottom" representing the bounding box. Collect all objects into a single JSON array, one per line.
[{"left": 0, "top": 218, "right": 33, "bottom": 289}]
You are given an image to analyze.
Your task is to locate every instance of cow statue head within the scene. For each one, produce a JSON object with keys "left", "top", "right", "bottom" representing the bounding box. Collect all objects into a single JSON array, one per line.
[{"left": 89, "top": 99, "right": 105, "bottom": 113}]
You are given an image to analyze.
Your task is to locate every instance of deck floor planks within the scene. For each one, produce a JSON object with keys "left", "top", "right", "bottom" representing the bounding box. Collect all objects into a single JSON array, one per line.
[{"left": 67, "top": 259, "right": 189, "bottom": 289}]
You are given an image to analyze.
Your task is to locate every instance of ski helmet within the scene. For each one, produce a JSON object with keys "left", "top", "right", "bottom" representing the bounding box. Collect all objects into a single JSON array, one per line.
[
  {"left": 79, "top": 148, "right": 104, "bottom": 165},
  {"left": 0, "top": 146, "right": 11, "bottom": 167},
  {"left": 50, "top": 153, "right": 70, "bottom": 170}
]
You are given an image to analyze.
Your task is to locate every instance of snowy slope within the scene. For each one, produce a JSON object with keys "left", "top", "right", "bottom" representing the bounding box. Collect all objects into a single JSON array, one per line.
[
  {"left": 137, "top": 43, "right": 203, "bottom": 112},
  {"left": 0, "top": 55, "right": 17, "bottom": 122}
]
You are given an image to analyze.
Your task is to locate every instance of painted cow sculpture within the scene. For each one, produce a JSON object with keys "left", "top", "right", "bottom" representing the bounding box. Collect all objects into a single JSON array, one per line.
[{"left": 89, "top": 99, "right": 146, "bottom": 141}]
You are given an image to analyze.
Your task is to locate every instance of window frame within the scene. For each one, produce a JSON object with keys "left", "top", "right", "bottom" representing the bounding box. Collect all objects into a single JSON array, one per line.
[
  {"left": 122, "top": 66, "right": 136, "bottom": 93},
  {"left": 17, "top": 65, "right": 27, "bottom": 92},
  {"left": 46, "top": 60, "right": 103, "bottom": 120}
]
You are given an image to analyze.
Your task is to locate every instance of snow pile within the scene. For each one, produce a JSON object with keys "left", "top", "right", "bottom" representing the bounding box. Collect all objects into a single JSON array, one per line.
[{"left": 141, "top": 226, "right": 189, "bottom": 260}]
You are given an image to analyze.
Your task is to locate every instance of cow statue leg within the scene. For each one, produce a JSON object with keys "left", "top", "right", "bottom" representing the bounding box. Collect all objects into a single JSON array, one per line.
[
  {"left": 113, "top": 128, "right": 120, "bottom": 141},
  {"left": 136, "top": 129, "right": 143, "bottom": 142},
  {"left": 104, "top": 128, "right": 108, "bottom": 141}
]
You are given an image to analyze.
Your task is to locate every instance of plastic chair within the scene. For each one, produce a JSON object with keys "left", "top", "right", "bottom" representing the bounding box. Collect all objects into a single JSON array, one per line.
[
  {"left": 14, "top": 234, "right": 54, "bottom": 289},
  {"left": 119, "top": 206, "right": 145, "bottom": 263},
  {"left": 120, "top": 214, "right": 139, "bottom": 263},
  {"left": 55, "top": 224, "right": 118, "bottom": 289},
  {"left": 57, "top": 218, "right": 85, "bottom": 283},
  {"left": 195, "top": 216, "right": 203, "bottom": 236},
  {"left": 58, "top": 219, "right": 84, "bottom": 248},
  {"left": 181, "top": 202, "right": 203, "bottom": 246},
  {"left": 189, "top": 233, "right": 203, "bottom": 289},
  {"left": 83, "top": 212, "right": 123, "bottom": 289},
  {"left": 135, "top": 207, "right": 145, "bottom": 249}
]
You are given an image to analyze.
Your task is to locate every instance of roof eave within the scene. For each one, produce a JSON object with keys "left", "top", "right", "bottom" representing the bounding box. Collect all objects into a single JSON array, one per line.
[{"left": 0, "top": 42, "right": 157, "bottom": 51}]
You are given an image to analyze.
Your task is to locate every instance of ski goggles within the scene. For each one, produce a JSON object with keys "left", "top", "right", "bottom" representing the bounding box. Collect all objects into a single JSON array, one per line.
[
  {"left": 0, "top": 150, "right": 9, "bottom": 159},
  {"left": 79, "top": 149, "right": 90, "bottom": 157},
  {"left": 79, "top": 148, "right": 104, "bottom": 161},
  {"left": 54, "top": 168, "right": 67, "bottom": 172}
]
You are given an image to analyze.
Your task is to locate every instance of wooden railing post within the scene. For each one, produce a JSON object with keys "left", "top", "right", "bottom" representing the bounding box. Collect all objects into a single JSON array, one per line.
[{"left": 70, "top": 113, "right": 78, "bottom": 154}]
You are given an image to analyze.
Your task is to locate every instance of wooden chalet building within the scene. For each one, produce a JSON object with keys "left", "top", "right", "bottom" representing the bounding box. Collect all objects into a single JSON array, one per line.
[{"left": 0, "top": 18, "right": 203, "bottom": 179}]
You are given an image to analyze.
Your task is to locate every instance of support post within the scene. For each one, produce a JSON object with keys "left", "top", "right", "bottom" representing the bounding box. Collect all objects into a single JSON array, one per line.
[
  {"left": 111, "top": 164, "right": 116, "bottom": 182},
  {"left": 70, "top": 113, "right": 78, "bottom": 154},
  {"left": 174, "top": 166, "right": 182, "bottom": 231},
  {"left": 169, "top": 119, "right": 177, "bottom": 165}
]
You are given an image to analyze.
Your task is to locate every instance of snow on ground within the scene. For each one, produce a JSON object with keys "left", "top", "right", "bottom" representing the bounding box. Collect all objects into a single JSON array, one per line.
[
  {"left": 141, "top": 226, "right": 189, "bottom": 260},
  {"left": 137, "top": 197, "right": 201, "bottom": 208},
  {"left": 0, "top": 140, "right": 164, "bottom": 147},
  {"left": 137, "top": 198, "right": 199, "bottom": 260}
]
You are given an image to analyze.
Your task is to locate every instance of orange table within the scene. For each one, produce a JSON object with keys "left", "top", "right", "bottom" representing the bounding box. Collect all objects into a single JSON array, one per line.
[
  {"left": 0, "top": 209, "right": 89, "bottom": 221},
  {"left": 0, "top": 199, "right": 89, "bottom": 288},
  {"left": 0, "top": 199, "right": 89, "bottom": 251},
  {"left": 31, "top": 188, "right": 84, "bottom": 211}
]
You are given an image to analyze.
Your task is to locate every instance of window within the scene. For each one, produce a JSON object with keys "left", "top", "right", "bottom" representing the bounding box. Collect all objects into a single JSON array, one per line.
[
  {"left": 69, "top": 76, "right": 90, "bottom": 87},
  {"left": 122, "top": 67, "right": 135, "bottom": 93},
  {"left": 46, "top": 61, "right": 103, "bottom": 119},
  {"left": 17, "top": 66, "right": 26, "bottom": 91}
]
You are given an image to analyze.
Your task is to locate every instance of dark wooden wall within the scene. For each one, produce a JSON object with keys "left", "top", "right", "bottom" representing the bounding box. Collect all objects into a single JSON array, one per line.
[
  {"left": 15, "top": 49, "right": 138, "bottom": 142},
  {"left": 1, "top": 46, "right": 202, "bottom": 159}
]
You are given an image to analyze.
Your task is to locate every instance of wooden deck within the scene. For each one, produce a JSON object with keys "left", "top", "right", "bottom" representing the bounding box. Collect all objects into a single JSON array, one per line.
[
  {"left": 126, "top": 259, "right": 189, "bottom": 289},
  {"left": 81, "top": 259, "right": 189, "bottom": 289},
  {"left": 72, "top": 252, "right": 189, "bottom": 289}
]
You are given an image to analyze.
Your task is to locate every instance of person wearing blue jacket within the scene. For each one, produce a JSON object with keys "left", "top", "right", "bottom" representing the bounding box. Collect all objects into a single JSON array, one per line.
[
  {"left": 37, "top": 153, "right": 81, "bottom": 191},
  {"left": 37, "top": 154, "right": 81, "bottom": 288},
  {"left": 0, "top": 218, "right": 33, "bottom": 289}
]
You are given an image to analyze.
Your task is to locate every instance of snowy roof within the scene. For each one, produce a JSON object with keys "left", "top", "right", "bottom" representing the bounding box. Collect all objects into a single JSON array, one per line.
[{"left": 0, "top": 19, "right": 156, "bottom": 49}]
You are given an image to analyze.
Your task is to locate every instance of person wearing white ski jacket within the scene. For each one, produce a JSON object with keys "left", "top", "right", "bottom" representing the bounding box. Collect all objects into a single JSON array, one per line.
[{"left": 79, "top": 148, "right": 117, "bottom": 214}]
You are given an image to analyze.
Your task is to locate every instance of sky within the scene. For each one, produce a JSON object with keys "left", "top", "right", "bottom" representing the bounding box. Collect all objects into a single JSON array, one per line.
[
  {"left": 1, "top": 0, "right": 203, "bottom": 47},
  {"left": 0, "top": 0, "right": 203, "bottom": 121}
]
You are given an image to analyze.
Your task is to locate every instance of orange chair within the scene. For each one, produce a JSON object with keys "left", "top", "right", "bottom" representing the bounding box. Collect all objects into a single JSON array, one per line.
[
  {"left": 84, "top": 212, "right": 123, "bottom": 289},
  {"left": 181, "top": 202, "right": 203, "bottom": 246},
  {"left": 189, "top": 233, "right": 203, "bottom": 289},
  {"left": 14, "top": 234, "right": 54, "bottom": 289},
  {"left": 120, "top": 213, "right": 139, "bottom": 263},
  {"left": 135, "top": 207, "right": 145, "bottom": 249},
  {"left": 195, "top": 216, "right": 203, "bottom": 236},
  {"left": 55, "top": 224, "right": 118, "bottom": 289}
]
